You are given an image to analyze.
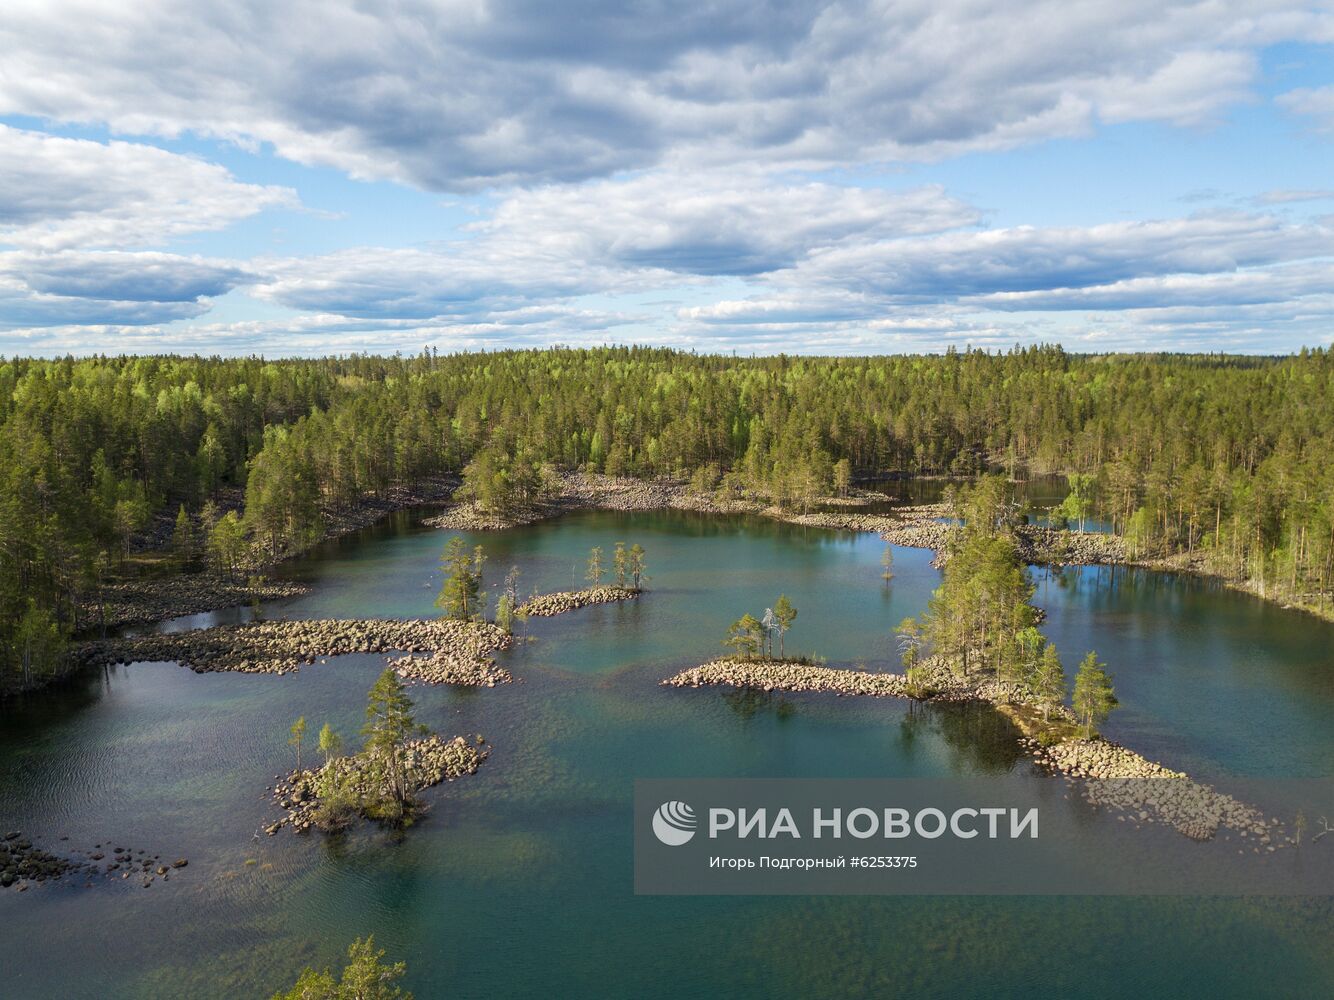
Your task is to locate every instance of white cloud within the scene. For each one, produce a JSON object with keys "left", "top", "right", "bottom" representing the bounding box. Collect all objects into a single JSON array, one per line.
[
  {"left": 778, "top": 213, "right": 1334, "bottom": 299},
  {"left": 1276, "top": 85, "right": 1334, "bottom": 130},
  {"left": 480, "top": 174, "right": 979, "bottom": 274},
  {"left": 0, "top": 250, "right": 251, "bottom": 327},
  {"left": 0, "top": 125, "right": 297, "bottom": 249},
  {"left": 3, "top": 1, "right": 1330, "bottom": 189}
]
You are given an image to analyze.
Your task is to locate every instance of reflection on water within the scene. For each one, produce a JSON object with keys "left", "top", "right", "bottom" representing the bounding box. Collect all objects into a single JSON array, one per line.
[{"left": 1, "top": 508, "right": 1331, "bottom": 998}]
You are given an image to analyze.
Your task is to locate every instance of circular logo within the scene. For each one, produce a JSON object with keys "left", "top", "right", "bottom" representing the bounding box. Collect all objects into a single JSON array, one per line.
[{"left": 652, "top": 800, "right": 697, "bottom": 846}]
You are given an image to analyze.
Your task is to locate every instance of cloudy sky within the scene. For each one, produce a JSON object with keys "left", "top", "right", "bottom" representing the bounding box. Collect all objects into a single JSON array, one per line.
[{"left": 3, "top": 0, "right": 1334, "bottom": 356}]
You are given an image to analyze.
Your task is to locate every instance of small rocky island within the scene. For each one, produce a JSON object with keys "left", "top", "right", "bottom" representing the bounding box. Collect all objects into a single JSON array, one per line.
[
  {"left": 518, "top": 585, "right": 640, "bottom": 617},
  {"left": 268, "top": 735, "right": 489, "bottom": 835}
]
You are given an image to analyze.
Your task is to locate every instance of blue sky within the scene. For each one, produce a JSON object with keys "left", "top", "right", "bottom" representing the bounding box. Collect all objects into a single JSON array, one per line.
[{"left": 2, "top": 1, "right": 1334, "bottom": 357}]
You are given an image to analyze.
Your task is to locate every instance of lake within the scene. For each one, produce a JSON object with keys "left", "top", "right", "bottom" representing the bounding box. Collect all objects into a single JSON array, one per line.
[{"left": 1, "top": 509, "right": 1331, "bottom": 998}]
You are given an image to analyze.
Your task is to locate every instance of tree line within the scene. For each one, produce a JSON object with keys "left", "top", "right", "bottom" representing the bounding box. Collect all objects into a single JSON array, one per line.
[{"left": 3, "top": 345, "right": 1332, "bottom": 689}]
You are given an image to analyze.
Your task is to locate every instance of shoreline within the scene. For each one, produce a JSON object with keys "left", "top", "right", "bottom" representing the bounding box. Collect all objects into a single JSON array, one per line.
[
  {"left": 426, "top": 473, "right": 1331, "bottom": 623},
  {"left": 664, "top": 656, "right": 1284, "bottom": 847},
  {"left": 22, "top": 471, "right": 1330, "bottom": 700}
]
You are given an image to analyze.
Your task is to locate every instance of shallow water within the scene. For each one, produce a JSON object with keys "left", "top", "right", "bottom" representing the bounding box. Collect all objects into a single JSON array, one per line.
[{"left": 1, "top": 509, "right": 1331, "bottom": 998}]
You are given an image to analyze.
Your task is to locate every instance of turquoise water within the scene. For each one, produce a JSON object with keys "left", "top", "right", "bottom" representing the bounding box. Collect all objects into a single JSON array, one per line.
[{"left": 1, "top": 510, "right": 1331, "bottom": 998}]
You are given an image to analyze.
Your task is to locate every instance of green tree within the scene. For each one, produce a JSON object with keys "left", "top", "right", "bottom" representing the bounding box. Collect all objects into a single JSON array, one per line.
[
  {"left": 172, "top": 504, "right": 195, "bottom": 567},
  {"left": 12, "top": 602, "right": 67, "bottom": 690},
  {"left": 586, "top": 546, "right": 604, "bottom": 586},
  {"left": 881, "top": 543, "right": 894, "bottom": 581},
  {"left": 724, "top": 614, "right": 763, "bottom": 659},
  {"left": 628, "top": 543, "right": 647, "bottom": 590},
  {"left": 208, "top": 510, "right": 248, "bottom": 581},
  {"left": 289, "top": 716, "right": 307, "bottom": 771},
  {"left": 436, "top": 536, "right": 480, "bottom": 620},
  {"left": 361, "top": 669, "right": 425, "bottom": 820},
  {"left": 1033, "top": 644, "right": 1067, "bottom": 722},
  {"left": 833, "top": 458, "right": 852, "bottom": 497},
  {"left": 271, "top": 935, "right": 412, "bottom": 1000},
  {"left": 318, "top": 722, "right": 343, "bottom": 765},
  {"left": 613, "top": 541, "right": 628, "bottom": 588},
  {"left": 772, "top": 594, "right": 797, "bottom": 659},
  {"left": 1072, "top": 652, "right": 1118, "bottom": 737}
]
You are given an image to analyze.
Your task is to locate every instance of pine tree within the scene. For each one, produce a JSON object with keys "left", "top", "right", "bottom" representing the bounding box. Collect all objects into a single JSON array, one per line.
[
  {"left": 272, "top": 935, "right": 412, "bottom": 1000},
  {"left": 1033, "top": 644, "right": 1067, "bottom": 722},
  {"left": 361, "top": 669, "right": 424, "bottom": 817},
  {"left": 1072, "top": 652, "right": 1117, "bottom": 737},
  {"left": 172, "top": 504, "right": 195, "bottom": 567},
  {"left": 613, "top": 541, "right": 628, "bottom": 588},
  {"left": 724, "top": 614, "right": 763, "bottom": 659},
  {"left": 436, "top": 536, "right": 480, "bottom": 620},
  {"left": 628, "top": 543, "right": 647, "bottom": 590}
]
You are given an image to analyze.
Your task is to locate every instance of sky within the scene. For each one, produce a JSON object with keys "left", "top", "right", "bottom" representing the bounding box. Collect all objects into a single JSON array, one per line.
[{"left": 2, "top": 1, "right": 1334, "bottom": 357}]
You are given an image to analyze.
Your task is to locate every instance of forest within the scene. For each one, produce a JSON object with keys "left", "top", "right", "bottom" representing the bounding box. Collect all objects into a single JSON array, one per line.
[{"left": 2, "top": 345, "right": 1332, "bottom": 690}]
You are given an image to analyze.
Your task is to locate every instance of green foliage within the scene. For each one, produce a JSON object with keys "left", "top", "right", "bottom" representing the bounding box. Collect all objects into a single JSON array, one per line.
[
  {"left": 318, "top": 722, "right": 342, "bottom": 764},
  {"left": 922, "top": 482, "right": 1037, "bottom": 677},
  {"left": 6, "top": 346, "right": 1334, "bottom": 692},
  {"left": 207, "top": 511, "right": 248, "bottom": 581},
  {"left": 586, "top": 546, "right": 604, "bottom": 586},
  {"left": 436, "top": 536, "right": 481, "bottom": 620},
  {"left": 9, "top": 601, "right": 68, "bottom": 690},
  {"left": 171, "top": 505, "right": 195, "bottom": 567},
  {"left": 1072, "top": 652, "right": 1118, "bottom": 737},
  {"left": 271, "top": 935, "right": 411, "bottom": 1000},
  {"left": 628, "top": 543, "right": 647, "bottom": 590},
  {"left": 361, "top": 669, "right": 425, "bottom": 820},
  {"left": 1033, "top": 644, "right": 1067, "bottom": 721},
  {"left": 724, "top": 614, "right": 764, "bottom": 659},
  {"left": 613, "top": 542, "right": 628, "bottom": 588}
]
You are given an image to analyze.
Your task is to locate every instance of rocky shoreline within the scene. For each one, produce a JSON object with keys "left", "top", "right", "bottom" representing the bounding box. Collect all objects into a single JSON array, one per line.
[
  {"left": 265, "top": 734, "right": 488, "bottom": 835},
  {"left": 424, "top": 474, "right": 899, "bottom": 532},
  {"left": 878, "top": 504, "right": 1126, "bottom": 567},
  {"left": 518, "top": 586, "right": 641, "bottom": 617},
  {"left": 424, "top": 474, "right": 1127, "bottom": 569},
  {"left": 77, "top": 574, "right": 310, "bottom": 632},
  {"left": 664, "top": 656, "right": 1288, "bottom": 847},
  {"left": 1024, "top": 739, "right": 1283, "bottom": 844},
  {"left": 71, "top": 617, "right": 511, "bottom": 677}
]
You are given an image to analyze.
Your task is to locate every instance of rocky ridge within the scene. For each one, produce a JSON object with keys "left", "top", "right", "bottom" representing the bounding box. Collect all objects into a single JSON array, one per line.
[{"left": 71, "top": 617, "right": 511, "bottom": 677}]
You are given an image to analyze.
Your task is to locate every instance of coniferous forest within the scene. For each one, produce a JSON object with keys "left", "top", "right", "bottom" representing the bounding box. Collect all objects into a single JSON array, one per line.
[{"left": 3, "top": 345, "right": 1333, "bottom": 690}]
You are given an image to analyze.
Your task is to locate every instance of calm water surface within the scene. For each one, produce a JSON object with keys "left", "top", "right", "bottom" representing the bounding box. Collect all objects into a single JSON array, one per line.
[{"left": 1, "top": 510, "right": 1331, "bottom": 998}]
